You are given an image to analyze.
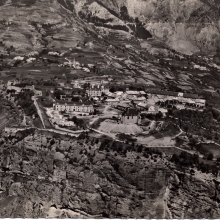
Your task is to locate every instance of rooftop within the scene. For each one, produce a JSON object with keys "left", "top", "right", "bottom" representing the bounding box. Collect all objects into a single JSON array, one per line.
[
  {"left": 147, "top": 90, "right": 204, "bottom": 99},
  {"left": 137, "top": 102, "right": 148, "bottom": 108},
  {"left": 126, "top": 91, "right": 140, "bottom": 95},
  {"left": 117, "top": 103, "right": 129, "bottom": 108},
  {"left": 183, "top": 93, "right": 200, "bottom": 99},
  {"left": 115, "top": 91, "right": 124, "bottom": 96},
  {"left": 140, "top": 91, "right": 146, "bottom": 95},
  {"left": 60, "top": 94, "right": 72, "bottom": 98},
  {"left": 129, "top": 96, "right": 146, "bottom": 101},
  {"left": 147, "top": 90, "right": 179, "bottom": 96},
  {"left": 106, "top": 98, "right": 119, "bottom": 102},
  {"left": 55, "top": 100, "right": 93, "bottom": 106}
]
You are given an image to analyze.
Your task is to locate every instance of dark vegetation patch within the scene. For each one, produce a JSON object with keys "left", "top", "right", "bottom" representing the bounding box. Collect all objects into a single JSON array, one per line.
[
  {"left": 95, "top": 0, "right": 120, "bottom": 18},
  {"left": 116, "top": 133, "right": 136, "bottom": 143},
  {"left": 134, "top": 18, "right": 152, "bottom": 39},
  {"left": 78, "top": 11, "right": 129, "bottom": 32},
  {"left": 0, "top": 0, "right": 7, "bottom": 6},
  {"left": 57, "top": 0, "right": 74, "bottom": 12},
  {"left": 120, "top": 6, "right": 133, "bottom": 22},
  {"left": 78, "top": 6, "right": 151, "bottom": 39},
  {"left": 171, "top": 151, "right": 218, "bottom": 177},
  {"left": 16, "top": 90, "right": 37, "bottom": 116},
  {"left": 11, "top": 0, "right": 37, "bottom": 7},
  {"left": 31, "top": 116, "right": 43, "bottom": 128},
  {"left": 90, "top": 118, "right": 106, "bottom": 129},
  {"left": 200, "top": 0, "right": 220, "bottom": 12},
  {"left": 98, "top": 138, "right": 163, "bottom": 159},
  {"left": 194, "top": 143, "right": 220, "bottom": 158},
  {"left": 170, "top": 108, "right": 220, "bottom": 142}
]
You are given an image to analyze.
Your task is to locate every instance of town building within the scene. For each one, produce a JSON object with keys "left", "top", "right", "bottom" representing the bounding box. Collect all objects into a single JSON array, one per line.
[
  {"left": 147, "top": 90, "right": 206, "bottom": 107},
  {"left": 53, "top": 101, "right": 94, "bottom": 114},
  {"left": 60, "top": 94, "right": 72, "bottom": 102},
  {"left": 128, "top": 95, "right": 146, "bottom": 103},
  {"left": 7, "top": 84, "right": 42, "bottom": 96},
  {"left": 86, "top": 83, "right": 109, "bottom": 97},
  {"left": 0, "top": 81, "right": 6, "bottom": 92},
  {"left": 105, "top": 98, "right": 120, "bottom": 106},
  {"left": 7, "top": 79, "right": 20, "bottom": 87},
  {"left": 71, "top": 80, "right": 82, "bottom": 88},
  {"left": 93, "top": 97, "right": 99, "bottom": 102},
  {"left": 106, "top": 92, "right": 117, "bottom": 98},
  {"left": 147, "top": 105, "right": 159, "bottom": 114},
  {"left": 7, "top": 85, "right": 22, "bottom": 94},
  {"left": 5, "top": 94, "right": 17, "bottom": 102},
  {"left": 86, "top": 85, "right": 102, "bottom": 97},
  {"left": 21, "top": 85, "right": 43, "bottom": 96},
  {"left": 121, "top": 108, "right": 141, "bottom": 125},
  {"left": 115, "top": 91, "right": 124, "bottom": 97},
  {"left": 32, "top": 86, "right": 42, "bottom": 96},
  {"left": 116, "top": 103, "right": 130, "bottom": 111},
  {"left": 137, "top": 102, "right": 148, "bottom": 111},
  {"left": 125, "top": 91, "right": 141, "bottom": 96},
  {"left": 72, "top": 88, "right": 86, "bottom": 97}
]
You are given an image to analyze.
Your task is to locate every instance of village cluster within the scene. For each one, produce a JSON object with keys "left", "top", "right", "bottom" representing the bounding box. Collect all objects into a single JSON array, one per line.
[{"left": 1, "top": 77, "right": 207, "bottom": 133}]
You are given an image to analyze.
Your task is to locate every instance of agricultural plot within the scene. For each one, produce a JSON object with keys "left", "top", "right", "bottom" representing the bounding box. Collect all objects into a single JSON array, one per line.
[
  {"left": 0, "top": 114, "right": 8, "bottom": 131},
  {"left": 98, "top": 119, "right": 143, "bottom": 134},
  {"left": 67, "top": 50, "right": 106, "bottom": 65},
  {"left": 200, "top": 143, "right": 220, "bottom": 158},
  {"left": 15, "top": 65, "right": 70, "bottom": 80}
]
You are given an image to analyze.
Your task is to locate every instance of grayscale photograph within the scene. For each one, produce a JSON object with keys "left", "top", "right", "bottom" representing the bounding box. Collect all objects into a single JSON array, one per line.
[{"left": 0, "top": 0, "right": 220, "bottom": 218}]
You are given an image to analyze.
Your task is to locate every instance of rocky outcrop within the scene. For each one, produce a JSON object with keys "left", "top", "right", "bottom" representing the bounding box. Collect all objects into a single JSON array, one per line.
[
  {"left": 167, "top": 171, "right": 220, "bottom": 218},
  {"left": 0, "top": 132, "right": 170, "bottom": 218}
]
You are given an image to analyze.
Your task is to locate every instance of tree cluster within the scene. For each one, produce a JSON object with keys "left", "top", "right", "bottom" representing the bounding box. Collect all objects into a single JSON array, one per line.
[
  {"left": 171, "top": 151, "right": 218, "bottom": 176},
  {"left": 16, "top": 90, "right": 37, "bottom": 116},
  {"left": 172, "top": 108, "right": 220, "bottom": 141}
]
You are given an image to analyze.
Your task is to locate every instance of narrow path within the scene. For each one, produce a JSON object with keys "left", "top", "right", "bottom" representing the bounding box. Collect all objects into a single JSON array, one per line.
[
  {"left": 171, "top": 123, "right": 183, "bottom": 140},
  {"left": 213, "top": 107, "right": 220, "bottom": 113},
  {"left": 4, "top": 126, "right": 83, "bottom": 137},
  {"left": 89, "top": 127, "right": 124, "bottom": 143},
  {"left": 174, "top": 146, "right": 203, "bottom": 158},
  {"left": 89, "top": 117, "right": 99, "bottom": 126},
  {"left": 103, "top": 105, "right": 110, "bottom": 114},
  {"left": 37, "top": 128, "right": 80, "bottom": 137}
]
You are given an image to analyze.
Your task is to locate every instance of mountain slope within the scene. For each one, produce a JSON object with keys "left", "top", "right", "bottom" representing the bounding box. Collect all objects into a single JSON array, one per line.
[
  {"left": 0, "top": 0, "right": 219, "bottom": 55},
  {"left": 72, "top": 0, "right": 220, "bottom": 54},
  {"left": 0, "top": 0, "right": 88, "bottom": 54}
]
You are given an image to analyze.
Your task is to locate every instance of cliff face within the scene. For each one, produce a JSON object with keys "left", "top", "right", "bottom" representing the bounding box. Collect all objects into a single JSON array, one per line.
[
  {"left": 1, "top": 132, "right": 220, "bottom": 218},
  {"left": 167, "top": 171, "right": 220, "bottom": 218},
  {"left": 73, "top": 0, "right": 220, "bottom": 54}
]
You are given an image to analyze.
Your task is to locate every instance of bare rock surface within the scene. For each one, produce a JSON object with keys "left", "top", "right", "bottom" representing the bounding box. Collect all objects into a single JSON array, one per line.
[{"left": 0, "top": 133, "right": 169, "bottom": 218}]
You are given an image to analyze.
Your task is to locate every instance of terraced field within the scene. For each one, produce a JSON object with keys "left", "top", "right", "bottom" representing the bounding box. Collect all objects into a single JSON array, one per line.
[{"left": 0, "top": 114, "right": 8, "bottom": 131}]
